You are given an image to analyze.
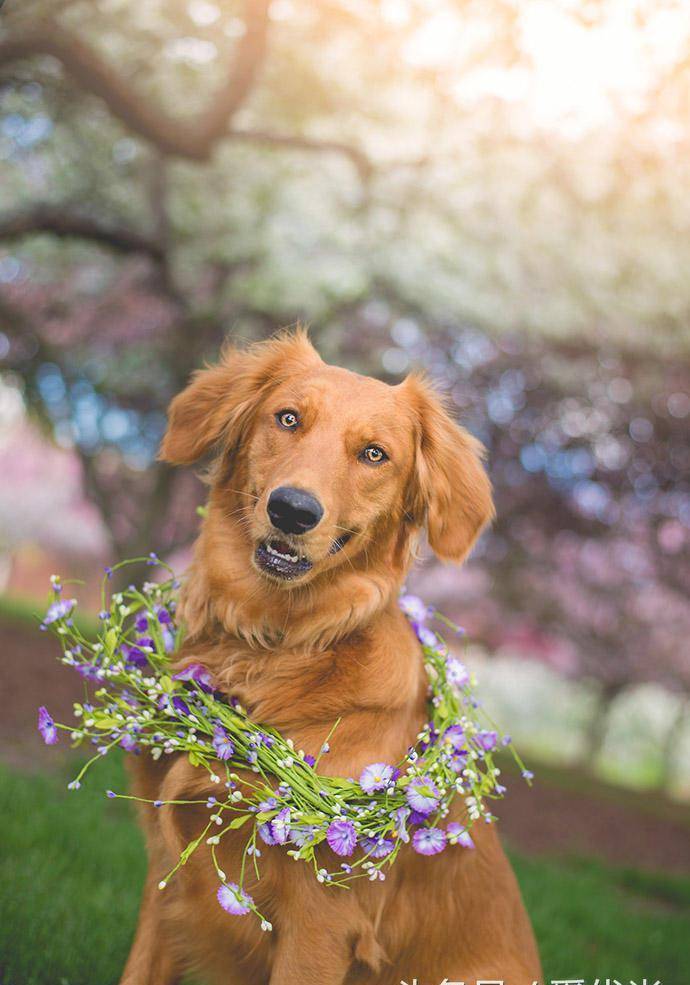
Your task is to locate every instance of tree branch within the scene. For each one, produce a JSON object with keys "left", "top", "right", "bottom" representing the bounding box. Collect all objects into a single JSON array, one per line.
[
  {"left": 0, "top": 204, "right": 164, "bottom": 260},
  {"left": 0, "top": 0, "right": 270, "bottom": 160},
  {"left": 225, "top": 127, "right": 374, "bottom": 179},
  {"left": 0, "top": 10, "right": 436, "bottom": 179}
]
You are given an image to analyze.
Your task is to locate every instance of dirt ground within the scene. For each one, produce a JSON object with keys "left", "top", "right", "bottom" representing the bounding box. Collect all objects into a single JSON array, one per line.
[{"left": 3, "top": 613, "right": 689, "bottom": 876}]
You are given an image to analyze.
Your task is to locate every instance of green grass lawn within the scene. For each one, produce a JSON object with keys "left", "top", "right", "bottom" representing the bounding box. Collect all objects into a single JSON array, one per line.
[{"left": 1, "top": 754, "right": 688, "bottom": 985}]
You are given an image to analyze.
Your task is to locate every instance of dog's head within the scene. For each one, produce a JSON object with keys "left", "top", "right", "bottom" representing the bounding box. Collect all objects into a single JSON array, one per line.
[{"left": 160, "top": 330, "right": 493, "bottom": 640}]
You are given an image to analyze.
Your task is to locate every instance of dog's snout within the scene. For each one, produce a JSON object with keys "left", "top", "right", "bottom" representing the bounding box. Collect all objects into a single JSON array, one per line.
[{"left": 267, "top": 486, "right": 324, "bottom": 535}]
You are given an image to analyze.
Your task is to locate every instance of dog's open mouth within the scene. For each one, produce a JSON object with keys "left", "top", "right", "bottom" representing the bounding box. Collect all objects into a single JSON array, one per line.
[
  {"left": 255, "top": 539, "right": 313, "bottom": 580},
  {"left": 255, "top": 533, "right": 353, "bottom": 580}
]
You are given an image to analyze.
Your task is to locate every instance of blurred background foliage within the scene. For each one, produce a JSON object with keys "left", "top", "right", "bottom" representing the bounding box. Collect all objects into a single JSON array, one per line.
[{"left": 0, "top": 0, "right": 689, "bottom": 805}]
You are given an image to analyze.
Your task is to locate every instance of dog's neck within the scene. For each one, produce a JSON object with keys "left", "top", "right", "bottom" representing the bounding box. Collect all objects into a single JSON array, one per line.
[{"left": 179, "top": 506, "right": 416, "bottom": 652}]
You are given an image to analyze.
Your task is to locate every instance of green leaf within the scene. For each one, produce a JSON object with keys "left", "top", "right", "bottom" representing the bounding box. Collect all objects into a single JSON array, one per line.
[
  {"left": 255, "top": 811, "right": 276, "bottom": 823},
  {"left": 94, "top": 717, "right": 119, "bottom": 729},
  {"left": 188, "top": 751, "right": 202, "bottom": 767},
  {"left": 326, "top": 777, "right": 355, "bottom": 789},
  {"left": 159, "top": 675, "right": 173, "bottom": 693},
  {"left": 228, "top": 814, "right": 251, "bottom": 830},
  {"left": 179, "top": 835, "right": 203, "bottom": 863}
]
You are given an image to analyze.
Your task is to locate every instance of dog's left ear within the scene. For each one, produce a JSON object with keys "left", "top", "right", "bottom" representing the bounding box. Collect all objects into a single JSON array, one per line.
[{"left": 404, "top": 374, "right": 495, "bottom": 564}]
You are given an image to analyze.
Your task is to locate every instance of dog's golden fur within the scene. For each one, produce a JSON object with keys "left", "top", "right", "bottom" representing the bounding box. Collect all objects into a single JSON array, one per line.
[{"left": 121, "top": 330, "right": 541, "bottom": 985}]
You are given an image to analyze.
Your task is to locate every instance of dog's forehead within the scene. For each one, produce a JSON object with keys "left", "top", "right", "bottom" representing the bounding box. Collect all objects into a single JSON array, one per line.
[{"left": 285, "top": 364, "right": 411, "bottom": 421}]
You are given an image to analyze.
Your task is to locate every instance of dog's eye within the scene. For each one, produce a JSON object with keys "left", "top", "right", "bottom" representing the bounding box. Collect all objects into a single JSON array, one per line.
[
  {"left": 276, "top": 410, "right": 300, "bottom": 430},
  {"left": 361, "top": 445, "right": 387, "bottom": 465}
]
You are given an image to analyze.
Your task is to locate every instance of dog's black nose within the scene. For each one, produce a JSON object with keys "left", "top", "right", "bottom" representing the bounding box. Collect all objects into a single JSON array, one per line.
[{"left": 267, "top": 486, "right": 324, "bottom": 535}]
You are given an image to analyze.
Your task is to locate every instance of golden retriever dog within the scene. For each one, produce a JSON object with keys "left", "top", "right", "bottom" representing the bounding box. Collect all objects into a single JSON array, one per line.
[{"left": 121, "top": 330, "right": 541, "bottom": 985}]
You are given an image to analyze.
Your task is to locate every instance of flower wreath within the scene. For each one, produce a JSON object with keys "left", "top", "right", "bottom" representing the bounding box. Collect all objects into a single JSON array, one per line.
[{"left": 38, "top": 556, "right": 531, "bottom": 929}]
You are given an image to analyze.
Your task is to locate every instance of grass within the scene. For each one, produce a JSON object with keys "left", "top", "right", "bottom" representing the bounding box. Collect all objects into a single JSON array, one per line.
[
  {"left": 0, "top": 592, "right": 100, "bottom": 637},
  {"left": 1, "top": 756, "right": 689, "bottom": 985}
]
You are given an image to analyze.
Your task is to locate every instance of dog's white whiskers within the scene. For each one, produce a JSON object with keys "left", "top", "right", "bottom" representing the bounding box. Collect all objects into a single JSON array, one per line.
[{"left": 227, "top": 487, "right": 260, "bottom": 501}]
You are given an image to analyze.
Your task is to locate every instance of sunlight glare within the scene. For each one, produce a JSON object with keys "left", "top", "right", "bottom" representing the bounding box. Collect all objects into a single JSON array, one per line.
[{"left": 403, "top": 1, "right": 690, "bottom": 136}]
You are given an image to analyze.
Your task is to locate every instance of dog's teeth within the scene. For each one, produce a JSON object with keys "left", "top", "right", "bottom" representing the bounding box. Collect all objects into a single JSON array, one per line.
[{"left": 266, "top": 543, "right": 301, "bottom": 563}]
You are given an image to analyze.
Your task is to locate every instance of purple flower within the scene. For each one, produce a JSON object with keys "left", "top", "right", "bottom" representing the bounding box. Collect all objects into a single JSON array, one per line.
[
  {"left": 393, "top": 806, "right": 411, "bottom": 843},
  {"left": 443, "top": 724, "right": 466, "bottom": 751},
  {"left": 74, "top": 663, "right": 101, "bottom": 681},
  {"left": 405, "top": 776, "right": 440, "bottom": 816},
  {"left": 156, "top": 606, "right": 172, "bottom": 625},
  {"left": 446, "top": 659, "right": 470, "bottom": 688},
  {"left": 303, "top": 754, "right": 316, "bottom": 768},
  {"left": 412, "top": 827, "right": 447, "bottom": 856},
  {"left": 398, "top": 594, "right": 429, "bottom": 623},
  {"left": 135, "top": 613, "right": 149, "bottom": 632},
  {"left": 122, "top": 645, "right": 148, "bottom": 669},
  {"left": 212, "top": 727, "right": 235, "bottom": 760},
  {"left": 326, "top": 819, "right": 357, "bottom": 857},
  {"left": 173, "top": 663, "right": 214, "bottom": 693},
  {"left": 476, "top": 730, "right": 498, "bottom": 752},
  {"left": 447, "top": 822, "right": 474, "bottom": 849},
  {"left": 42, "top": 598, "right": 76, "bottom": 626},
  {"left": 361, "top": 836, "right": 394, "bottom": 858},
  {"left": 161, "top": 626, "right": 176, "bottom": 654},
  {"left": 448, "top": 751, "right": 469, "bottom": 773},
  {"left": 289, "top": 825, "right": 317, "bottom": 848},
  {"left": 171, "top": 696, "right": 191, "bottom": 717},
  {"left": 217, "top": 883, "right": 253, "bottom": 916},
  {"left": 359, "top": 763, "right": 395, "bottom": 794},
  {"left": 258, "top": 822, "right": 277, "bottom": 846},
  {"left": 270, "top": 807, "right": 291, "bottom": 845},
  {"left": 408, "top": 809, "right": 430, "bottom": 825},
  {"left": 522, "top": 769, "right": 534, "bottom": 782},
  {"left": 417, "top": 626, "right": 437, "bottom": 649},
  {"left": 37, "top": 706, "right": 58, "bottom": 745},
  {"left": 418, "top": 723, "right": 439, "bottom": 754},
  {"left": 120, "top": 733, "right": 138, "bottom": 752}
]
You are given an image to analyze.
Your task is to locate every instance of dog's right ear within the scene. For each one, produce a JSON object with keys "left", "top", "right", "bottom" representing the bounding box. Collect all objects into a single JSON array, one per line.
[
  {"left": 158, "top": 357, "right": 248, "bottom": 466},
  {"left": 159, "top": 329, "right": 322, "bottom": 465}
]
